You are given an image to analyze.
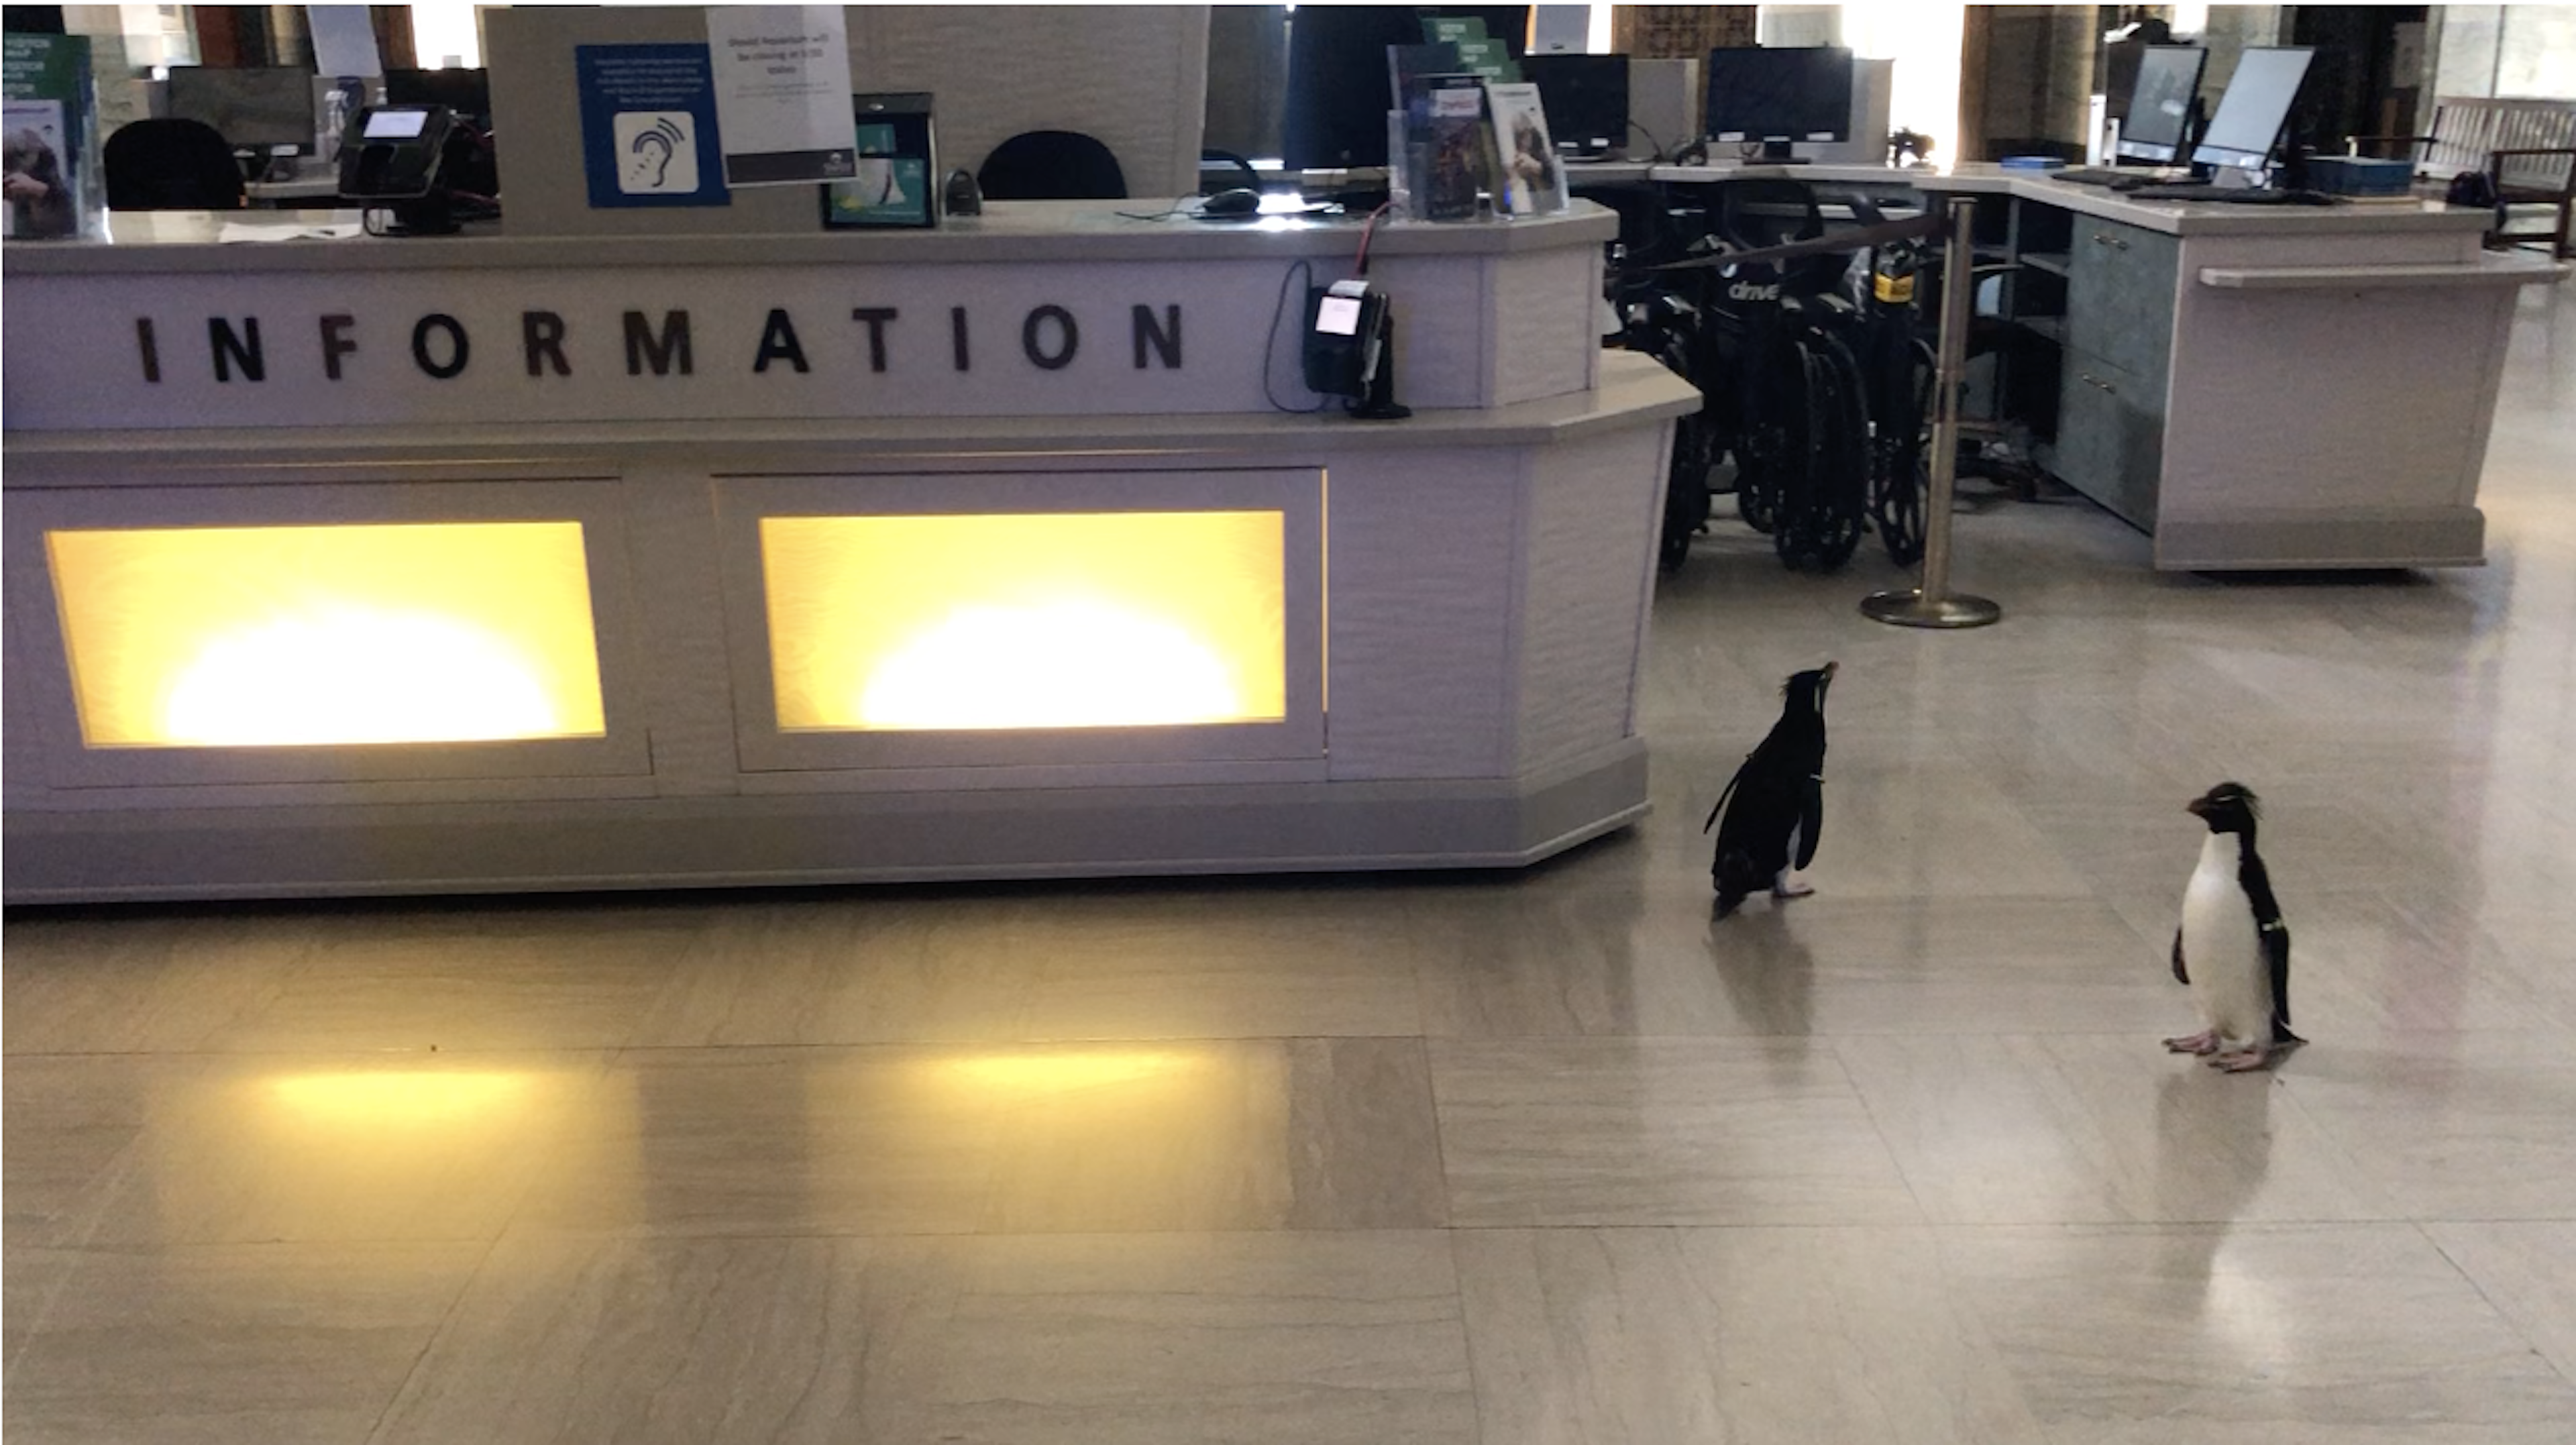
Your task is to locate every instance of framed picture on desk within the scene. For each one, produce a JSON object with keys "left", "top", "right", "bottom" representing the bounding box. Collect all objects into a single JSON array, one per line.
[{"left": 822, "top": 93, "right": 934, "bottom": 229}]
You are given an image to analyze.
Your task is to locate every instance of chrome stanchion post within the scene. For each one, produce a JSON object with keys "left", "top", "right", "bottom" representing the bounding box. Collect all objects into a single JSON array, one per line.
[{"left": 1864, "top": 191, "right": 2001, "bottom": 629}]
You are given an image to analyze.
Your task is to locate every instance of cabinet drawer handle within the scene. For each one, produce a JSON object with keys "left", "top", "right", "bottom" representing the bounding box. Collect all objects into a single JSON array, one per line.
[
  {"left": 2091, "top": 232, "right": 2131, "bottom": 251},
  {"left": 2079, "top": 372, "right": 2117, "bottom": 394}
]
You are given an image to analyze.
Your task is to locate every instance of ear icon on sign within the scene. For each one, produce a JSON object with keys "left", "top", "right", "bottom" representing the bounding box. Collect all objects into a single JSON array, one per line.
[{"left": 629, "top": 117, "right": 687, "bottom": 187}]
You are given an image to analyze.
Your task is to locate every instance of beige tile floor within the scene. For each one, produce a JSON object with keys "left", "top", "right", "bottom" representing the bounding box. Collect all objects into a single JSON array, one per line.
[{"left": 7, "top": 279, "right": 2575, "bottom": 1443}]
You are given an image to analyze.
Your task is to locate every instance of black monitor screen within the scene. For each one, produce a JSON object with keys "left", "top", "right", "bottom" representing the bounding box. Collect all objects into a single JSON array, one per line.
[
  {"left": 2114, "top": 45, "right": 2206, "bottom": 162},
  {"left": 2193, "top": 46, "right": 2312, "bottom": 171},
  {"left": 384, "top": 67, "right": 492, "bottom": 124},
  {"left": 1703, "top": 46, "right": 1851, "bottom": 147},
  {"left": 1522, "top": 54, "right": 1629, "bottom": 154},
  {"left": 1281, "top": 5, "right": 1527, "bottom": 170},
  {"left": 166, "top": 66, "right": 315, "bottom": 155}
]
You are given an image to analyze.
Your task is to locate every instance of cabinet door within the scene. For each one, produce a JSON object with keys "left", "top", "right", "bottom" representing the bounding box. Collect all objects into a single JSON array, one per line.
[
  {"left": 2053, "top": 350, "right": 2165, "bottom": 533},
  {"left": 2066, "top": 219, "right": 2180, "bottom": 383}
]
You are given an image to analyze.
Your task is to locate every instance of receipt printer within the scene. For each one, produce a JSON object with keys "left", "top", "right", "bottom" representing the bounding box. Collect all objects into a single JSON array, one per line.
[{"left": 1302, "top": 278, "right": 1390, "bottom": 400}]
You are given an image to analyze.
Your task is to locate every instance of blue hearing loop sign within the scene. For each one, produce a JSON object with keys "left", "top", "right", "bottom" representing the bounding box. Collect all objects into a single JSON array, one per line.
[{"left": 576, "top": 44, "right": 731, "bottom": 209}]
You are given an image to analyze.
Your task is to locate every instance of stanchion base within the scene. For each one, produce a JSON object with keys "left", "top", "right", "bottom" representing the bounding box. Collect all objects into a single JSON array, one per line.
[{"left": 1861, "top": 589, "right": 2002, "bottom": 629}]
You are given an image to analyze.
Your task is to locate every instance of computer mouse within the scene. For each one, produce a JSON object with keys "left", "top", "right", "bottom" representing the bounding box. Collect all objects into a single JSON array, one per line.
[{"left": 1201, "top": 186, "right": 1263, "bottom": 217}]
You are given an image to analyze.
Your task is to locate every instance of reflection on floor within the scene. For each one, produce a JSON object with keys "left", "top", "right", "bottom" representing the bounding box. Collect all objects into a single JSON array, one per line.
[{"left": 7, "top": 281, "right": 2575, "bottom": 1444}]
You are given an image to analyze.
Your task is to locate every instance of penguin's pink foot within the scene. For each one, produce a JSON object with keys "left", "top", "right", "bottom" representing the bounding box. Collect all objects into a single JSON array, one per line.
[
  {"left": 1772, "top": 871, "right": 1815, "bottom": 900},
  {"left": 2162, "top": 1031, "right": 2218, "bottom": 1055},
  {"left": 2210, "top": 1048, "right": 2273, "bottom": 1073}
]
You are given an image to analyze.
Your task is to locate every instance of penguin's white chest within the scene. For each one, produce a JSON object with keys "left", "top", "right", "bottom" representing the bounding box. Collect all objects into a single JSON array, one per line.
[{"left": 2180, "top": 837, "right": 2269, "bottom": 1045}]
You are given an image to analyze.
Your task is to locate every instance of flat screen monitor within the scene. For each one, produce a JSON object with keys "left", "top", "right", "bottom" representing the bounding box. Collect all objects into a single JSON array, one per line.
[
  {"left": 2113, "top": 44, "right": 2206, "bottom": 163},
  {"left": 2192, "top": 46, "right": 2313, "bottom": 172},
  {"left": 1703, "top": 46, "right": 1851, "bottom": 162},
  {"left": 384, "top": 67, "right": 492, "bottom": 125},
  {"left": 1523, "top": 54, "right": 1629, "bottom": 155},
  {"left": 166, "top": 66, "right": 317, "bottom": 156},
  {"left": 1281, "top": 5, "right": 1527, "bottom": 170}
]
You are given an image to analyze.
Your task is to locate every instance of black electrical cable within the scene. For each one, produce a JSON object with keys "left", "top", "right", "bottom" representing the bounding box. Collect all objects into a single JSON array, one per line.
[
  {"left": 1263, "top": 258, "right": 1330, "bottom": 414},
  {"left": 1622, "top": 117, "right": 1669, "bottom": 164}
]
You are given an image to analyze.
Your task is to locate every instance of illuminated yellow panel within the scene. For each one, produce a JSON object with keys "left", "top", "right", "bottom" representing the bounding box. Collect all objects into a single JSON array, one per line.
[
  {"left": 761, "top": 512, "right": 1285, "bottom": 731},
  {"left": 46, "top": 522, "right": 606, "bottom": 747}
]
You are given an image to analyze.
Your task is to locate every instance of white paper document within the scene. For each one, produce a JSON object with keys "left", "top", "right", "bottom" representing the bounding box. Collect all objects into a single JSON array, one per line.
[{"left": 705, "top": 5, "right": 857, "bottom": 186}]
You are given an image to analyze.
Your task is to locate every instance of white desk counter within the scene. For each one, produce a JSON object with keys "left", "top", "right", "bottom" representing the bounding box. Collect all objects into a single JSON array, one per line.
[
  {"left": 1917, "top": 165, "right": 2564, "bottom": 568},
  {"left": 2, "top": 203, "right": 1693, "bottom": 902}
]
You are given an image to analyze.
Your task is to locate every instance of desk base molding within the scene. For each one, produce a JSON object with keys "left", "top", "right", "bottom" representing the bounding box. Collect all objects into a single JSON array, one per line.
[
  {"left": 1, "top": 743, "right": 1651, "bottom": 903},
  {"left": 2153, "top": 506, "right": 2487, "bottom": 572}
]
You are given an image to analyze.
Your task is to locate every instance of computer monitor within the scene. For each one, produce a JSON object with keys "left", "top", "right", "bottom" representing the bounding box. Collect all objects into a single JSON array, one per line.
[
  {"left": 1281, "top": 5, "right": 1527, "bottom": 170},
  {"left": 165, "top": 66, "right": 318, "bottom": 157},
  {"left": 1523, "top": 54, "right": 1629, "bottom": 156},
  {"left": 2113, "top": 44, "right": 2207, "bottom": 164},
  {"left": 384, "top": 67, "right": 493, "bottom": 127},
  {"left": 2192, "top": 46, "right": 2314, "bottom": 174},
  {"left": 1703, "top": 46, "right": 1852, "bottom": 163}
]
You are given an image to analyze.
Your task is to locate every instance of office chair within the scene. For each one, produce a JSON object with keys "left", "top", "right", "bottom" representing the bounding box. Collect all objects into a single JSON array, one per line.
[
  {"left": 976, "top": 129, "right": 1127, "bottom": 201},
  {"left": 105, "top": 118, "right": 248, "bottom": 211}
]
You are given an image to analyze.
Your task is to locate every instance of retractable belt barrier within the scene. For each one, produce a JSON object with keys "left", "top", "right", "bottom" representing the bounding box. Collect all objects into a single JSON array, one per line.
[{"left": 1611, "top": 211, "right": 1947, "bottom": 278}]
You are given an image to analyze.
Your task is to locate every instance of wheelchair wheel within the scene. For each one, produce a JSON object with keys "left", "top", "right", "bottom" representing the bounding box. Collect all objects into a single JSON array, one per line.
[
  {"left": 1868, "top": 337, "right": 1936, "bottom": 568},
  {"left": 1771, "top": 329, "right": 1870, "bottom": 574}
]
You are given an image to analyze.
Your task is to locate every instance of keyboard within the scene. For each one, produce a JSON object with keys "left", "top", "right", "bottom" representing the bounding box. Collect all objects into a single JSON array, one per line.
[
  {"left": 2044, "top": 167, "right": 2141, "bottom": 186},
  {"left": 2121, "top": 184, "right": 2339, "bottom": 206}
]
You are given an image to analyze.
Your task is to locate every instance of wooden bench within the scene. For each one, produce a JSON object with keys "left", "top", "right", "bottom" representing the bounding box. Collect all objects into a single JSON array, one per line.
[{"left": 2351, "top": 97, "right": 2575, "bottom": 259}]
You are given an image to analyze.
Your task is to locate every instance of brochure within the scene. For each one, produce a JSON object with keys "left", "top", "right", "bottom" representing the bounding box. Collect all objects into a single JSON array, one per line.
[
  {"left": 1421, "top": 75, "right": 1489, "bottom": 221},
  {"left": 1485, "top": 81, "right": 1568, "bottom": 217},
  {"left": 3, "top": 32, "right": 99, "bottom": 240}
]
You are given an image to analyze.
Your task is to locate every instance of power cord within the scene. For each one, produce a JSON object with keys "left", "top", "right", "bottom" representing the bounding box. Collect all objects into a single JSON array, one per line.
[
  {"left": 1623, "top": 117, "right": 1669, "bottom": 164},
  {"left": 1351, "top": 200, "right": 1391, "bottom": 276},
  {"left": 1263, "top": 258, "right": 1329, "bottom": 414}
]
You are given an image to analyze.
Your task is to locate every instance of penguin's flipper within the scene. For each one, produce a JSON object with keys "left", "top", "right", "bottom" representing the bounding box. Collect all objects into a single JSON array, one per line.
[
  {"left": 1703, "top": 763, "right": 1746, "bottom": 835},
  {"left": 2169, "top": 929, "right": 2189, "bottom": 985},
  {"left": 1790, "top": 775, "right": 1824, "bottom": 870},
  {"left": 2263, "top": 920, "right": 2302, "bottom": 1045},
  {"left": 2239, "top": 850, "right": 2300, "bottom": 1045}
]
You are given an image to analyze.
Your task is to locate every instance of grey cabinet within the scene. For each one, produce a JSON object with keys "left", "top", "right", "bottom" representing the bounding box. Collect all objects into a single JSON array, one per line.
[
  {"left": 2040, "top": 211, "right": 2179, "bottom": 531},
  {"left": 2065, "top": 219, "right": 2179, "bottom": 380},
  {"left": 2053, "top": 352, "right": 2165, "bottom": 531}
]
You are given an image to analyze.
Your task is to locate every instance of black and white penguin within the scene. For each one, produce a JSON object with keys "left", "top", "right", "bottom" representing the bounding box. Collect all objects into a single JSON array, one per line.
[
  {"left": 1704, "top": 661, "right": 1835, "bottom": 917},
  {"left": 2163, "top": 781, "right": 2302, "bottom": 1072}
]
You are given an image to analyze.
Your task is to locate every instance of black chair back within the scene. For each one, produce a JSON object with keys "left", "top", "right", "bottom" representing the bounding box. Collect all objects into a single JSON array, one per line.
[
  {"left": 105, "top": 118, "right": 247, "bottom": 211},
  {"left": 977, "top": 129, "right": 1127, "bottom": 201}
]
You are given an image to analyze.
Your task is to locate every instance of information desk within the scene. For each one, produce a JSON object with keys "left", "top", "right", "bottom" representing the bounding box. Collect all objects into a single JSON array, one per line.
[
  {"left": 1570, "top": 160, "right": 2565, "bottom": 569},
  {"left": 1, "top": 203, "right": 1696, "bottom": 902}
]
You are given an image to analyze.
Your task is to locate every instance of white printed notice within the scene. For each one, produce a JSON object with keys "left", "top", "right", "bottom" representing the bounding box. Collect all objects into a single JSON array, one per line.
[{"left": 704, "top": 5, "right": 856, "bottom": 186}]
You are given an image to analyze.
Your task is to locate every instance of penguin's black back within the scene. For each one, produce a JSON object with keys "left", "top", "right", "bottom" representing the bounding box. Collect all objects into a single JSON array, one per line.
[{"left": 1707, "top": 667, "right": 1832, "bottom": 907}]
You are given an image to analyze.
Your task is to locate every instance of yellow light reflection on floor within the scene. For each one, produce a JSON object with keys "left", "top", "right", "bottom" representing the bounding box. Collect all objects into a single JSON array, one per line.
[
  {"left": 761, "top": 512, "right": 1285, "bottom": 731},
  {"left": 46, "top": 522, "right": 606, "bottom": 747},
  {"left": 929, "top": 1049, "right": 1214, "bottom": 1096},
  {"left": 266, "top": 1070, "right": 534, "bottom": 1130}
]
